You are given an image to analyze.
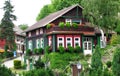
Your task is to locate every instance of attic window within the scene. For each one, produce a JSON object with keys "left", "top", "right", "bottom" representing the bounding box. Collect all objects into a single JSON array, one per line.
[
  {"left": 28, "top": 32, "right": 31, "bottom": 37},
  {"left": 72, "top": 19, "right": 82, "bottom": 25},
  {"left": 65, "top": 19, "right": 72, "bottom": 25}
]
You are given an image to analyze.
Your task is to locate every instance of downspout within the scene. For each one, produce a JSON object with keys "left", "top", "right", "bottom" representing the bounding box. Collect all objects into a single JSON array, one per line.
[{"left": 100, "top": 29, "right": 106, "bottom": 48}]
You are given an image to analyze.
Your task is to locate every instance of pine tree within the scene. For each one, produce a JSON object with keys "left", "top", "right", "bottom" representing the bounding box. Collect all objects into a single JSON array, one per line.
[
  {"left": 112, "top": 47, "right": 120, "bottom": 76},
  {"left": 90, "top": 46, "right": 103, "bottom": 76},
  {"left": 0, "top": 0, "right": 16, "bottom": 50}
]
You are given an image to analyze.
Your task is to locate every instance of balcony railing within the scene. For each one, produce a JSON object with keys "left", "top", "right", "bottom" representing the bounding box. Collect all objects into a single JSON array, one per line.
[{"left": 46, "top": 26, "right": 94, "bottom": 33}]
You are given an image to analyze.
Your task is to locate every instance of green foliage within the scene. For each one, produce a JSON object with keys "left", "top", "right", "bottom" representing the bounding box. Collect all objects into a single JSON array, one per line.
[
  {"left": 74, "top": 46, "right": 81, "bottom": 53},
  {"left": 106, "top": 61, "right": 111, "bottom": 68},
  {"left": 14, "top": 60, "right": 21, "bottom": 69},
  {"left": 33, "top": 48, "right": 38, "bottom": 54},
  {"left": 110, "top": 34, "right": 120, "bottom": 45},
  {"left": 0, "top": 0, "right": 16, "bottom": 50},
  {"left": 66, "top": 22, "right": 71, "bottom": 28},
  {"left": 0, "top": 65, "right": 15, "bottom": 76},
  {"left": 112, "top": 47, "right": 120, "bottom": 76},
  {"left": 49, "top": 53, "right": 82, "bottom": 70},
  {"left": 3, "top": 51, "right": 13, "bottom": 58},
  {"left": 59, "top": 22, "right": 64, "bottom": 29},
  {"left": 58, "top": 46, "right": 65, "bottom": 54},
  {"left": 81, "top": 0, "right": 120, "bottom": 31},
  {"left": 34, "top": 57, "right": 44, "bottom": 69},
  {"left": 36, "top": 5, "right": 53, "bottom": 21},
  {"left": 18, "top": 24, "right": 28, "bottom": 30},
  {"left": 26, "top": 49, "right": 32, "bottom": 56},
  {"left": 46, "top": 24, "right": 51, "bottom": 29},
  {"left": 22, "top": 68, "right": 54, "bottom": 76},
  {"left": 68, "top": 46, "right": 74, "bottom": 53},
  {"left": 72, "top": 23, "right": 78, "bottom": 28},
  {"left": 38, "top": 48, "right": 43, "bottom": 54},
  {"left": 45, "top": 46, "right": 51, "bottom": 54},
  {"left": 90, "top": 46, "right": 103, "bottom": 76}
]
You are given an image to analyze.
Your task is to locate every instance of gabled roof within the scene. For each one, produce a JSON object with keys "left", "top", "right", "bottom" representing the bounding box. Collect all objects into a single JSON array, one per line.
[
  {"left": 25, "top": 4, "right": 83, "bottom": 32},
  {"left": 14, "top": 26, "right": 26, "bottom": 36}
]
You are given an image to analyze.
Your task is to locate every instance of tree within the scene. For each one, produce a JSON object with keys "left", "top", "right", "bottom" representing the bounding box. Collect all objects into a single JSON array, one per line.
[
  {"left": 18, "top": 24, "right": 28, "bottom": 30},
  {"left": 112, "top": 47, "right": 120, "bottom": 76},
  {"left": 81, "top": 0, "right": 120, "bottom": 31},
  {"left": 36, "top": 0, "right": 82, "bottom": 21},
  {"left": 0, "top": 0, "right": 16, "bottom": 50},
  {"left": 0, "top": 65, "right": 15, "bottom": 76},
  {"left": 90, "top": 46, "right": 103, "bottom": 76}
]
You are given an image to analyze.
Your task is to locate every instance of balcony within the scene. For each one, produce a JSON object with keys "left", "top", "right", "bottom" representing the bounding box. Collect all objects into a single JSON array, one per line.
[{"left": 46, "top": 26, "right": 94, "bottom": 34}]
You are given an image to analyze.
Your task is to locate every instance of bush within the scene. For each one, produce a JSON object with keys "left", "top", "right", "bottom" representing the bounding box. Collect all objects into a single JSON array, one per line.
[
  {"left": 14, "top": 60, "right": 21, "bottom": 69},
  {"left": 33, "top": 48, "right": 38, "bottom": 54},
  {"left": 58, "top": 46, "right": 65, "bottom": 54},
  {"left": 106, "top": 61, "right": 111, "bottom": 68},
  {"left": 59, "top": 22, "right": 64, "bottom": 29},
  {"left": 74, "top": 46, "right": 81, "bottom": 53},
  {"left": 38, "top": 48, "right": 43, "bottom": 54},
  {"left": 34, "top": 57, "right": 44, "bottom": 69},
  {"left": 45, "top": 46, "right": 51, "bottom": 54},
  {"left": 26, "top": 49, "right": 32, "bottom": 56},
  {"left": 66, "top": 22, "right": 71, "bottom": 28},
  {"left": 68, "top": 46, "right": 74, "bottom": 53},
  {"left": 4, "top": 51, "right": 13, "bottom": 58},
  {"left": 72, "top": 23, "right": 78, "bottom": 28},
  {"left": 110, "top": 34, "right": 120, "bottom": 45}
]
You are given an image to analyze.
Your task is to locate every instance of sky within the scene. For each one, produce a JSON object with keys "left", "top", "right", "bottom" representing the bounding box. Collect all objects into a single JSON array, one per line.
[{"left": 0, "top": 0, "right": 51, "bottom": 26}]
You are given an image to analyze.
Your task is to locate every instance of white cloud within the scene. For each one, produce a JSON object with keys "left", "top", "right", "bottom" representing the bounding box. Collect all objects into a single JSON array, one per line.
[{"left": 0, "top": 0, "right": 51, "bottom": 26}]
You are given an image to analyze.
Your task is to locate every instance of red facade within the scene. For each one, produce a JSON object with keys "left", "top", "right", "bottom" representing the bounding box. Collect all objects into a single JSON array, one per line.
[{"left": 0, "top": 39, "right": 6, "bottom": 49}]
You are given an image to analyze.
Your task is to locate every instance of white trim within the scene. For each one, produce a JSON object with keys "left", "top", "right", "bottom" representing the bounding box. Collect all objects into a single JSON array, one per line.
[
  {"left": 66, "top": 37, "right": 72, "bottom": 48},
  {"left": 48, "top": 37, "right": 52, "bottom": 46},
  {"left": 74, "top": 37, "right": 80, "bottom": 47},
  {"left": 57, "top": 37, "right": 64, "bottom": 48},
  {"left": 40, "top": 38, "right": 44, "bottom": 48},
  {"left": 65, "top": 19, "right": 72, "bottom": 25},
  {"left": 28, "top": 40, "right": 32, "bottom": 50},
  {"left": 36, "top": 39, "right": 40, "bottom": 48}
]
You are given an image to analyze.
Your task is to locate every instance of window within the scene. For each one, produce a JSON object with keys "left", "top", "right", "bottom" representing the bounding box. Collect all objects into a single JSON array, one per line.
[
  {"left": 65, "top": 19, "right": 72, "bottom": 25},
  {"left": 28, "top": 32, "right": 31, "bottom": 37},
  {"left": 74, "top": 37, "right": 80, "bottom": 47},
  {"left": 28, "top": 40, "right": 32, "bottom": 50},
  {"left": 40, "top": 28, "right": 43, "bottom": 34},
  {"left": 57, "top": 37, "right": 64, "bottom": 48},
  {"left": 40, "top": 38, "right": 44, "bottom": 48},
  {"left": 66, "top": 37, "right": 72, "bottom": 48},
  {"left": 36, "top": 30, "right": 39, "bottom": 35},
  {"left": 36, "top": 39, "right": 40, "bottom": 48},
  {"left": 72, "top": 19, "right": 82, "bottom": 25},
  {"left": 48, "top": 36, "right": 52, "bottom": 46}
]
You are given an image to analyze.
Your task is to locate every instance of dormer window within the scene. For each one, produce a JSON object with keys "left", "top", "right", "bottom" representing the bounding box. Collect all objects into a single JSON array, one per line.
[
  {"left": 28, "top": 32, "right": 31, "bottom": 37},
  {"left": 65, "top": 19, "right": 72, "bottom": 25},
  {"left": 72, "top": 19, "right": 82, "bottom": 25},
  {"left": 36, "top": 30, "right": 39, "bottom": 35}
]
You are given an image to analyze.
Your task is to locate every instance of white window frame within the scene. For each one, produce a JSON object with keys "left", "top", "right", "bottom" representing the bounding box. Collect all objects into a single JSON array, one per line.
[
  {"left": 66, "top": 37, "right": 72, "bottom": 48},
  {"left": 40, "top": 38, "right": 44, "bottom": 48},
  {"left": 36, "top": 30, "right": 39, "bottom": 35},
  {"left": 36, "top": 39, "right": 40, "bottom": 48},
  {"left": 28, "top": 40, "right": 32, "bottom": 50},
  {"left": 57, "top": 37, "right": 64, "bottom": 48},
  {"left": 65, "top": 19, "right": 72, "bottom": 25},
  {"left": 74, "top": 37, "right": 80, "bottom": 47}
]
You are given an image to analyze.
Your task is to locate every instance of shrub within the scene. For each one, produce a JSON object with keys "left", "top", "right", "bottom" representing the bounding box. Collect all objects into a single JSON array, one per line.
[
  {"left": 58, "top": 46, "right": 65, "bottom": 54},
  {"left": 14, "top": 60, "right": 21, "bottom": 69},
  {"left": 106, "top": 61, "right": 111, "bottom": 68},
  {"left": 74, "top": 46, "right": 81, "bottom": 53},
  {"left": 33, "top": 48, "right": 38, "bottom": 54},
  {"left": 45, "top": 46, "right": 51, "bottom": 54},
  {"left": 72, "top": 23, "right": 78, "bottom": 28},
  {"left": 68, "top": 46, "right": 74, "bottom": 53},
  {"left": 38, "top": 48, "right": 43, "bottom": 54},
  {"left": 26, "top": 49, "right": 32, "bottom": 56},
  {"left": 4, "top": 51, "right": 13, "bottom": 58},
  {"left": 58, "top": 22, "right": 64, "bottom": 29},
  {"left": 110, "top": 34, "right": 120, "bottom": 45},
  {"left": 34, "top": 57, "right": 44, "bottom": 69},
  {"left": 66, "top": 22, "right": 71, "bottom": 28},
  {"left": 46, "top": 24, "right": 51, "bottom": 29}
]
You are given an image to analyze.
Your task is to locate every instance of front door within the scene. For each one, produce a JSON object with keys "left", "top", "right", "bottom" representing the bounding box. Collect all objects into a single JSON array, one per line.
[{"left": 83, "top": 37, "right": 92, "bottom": 55}]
